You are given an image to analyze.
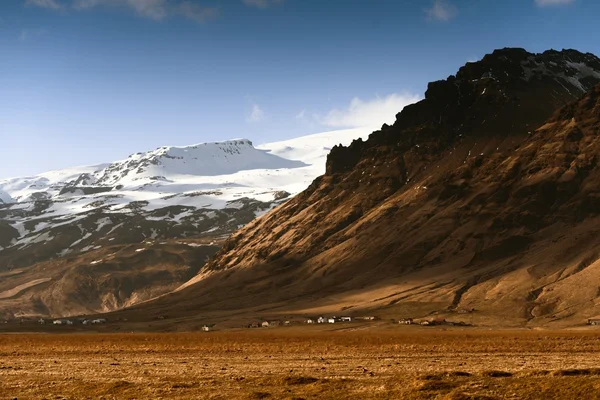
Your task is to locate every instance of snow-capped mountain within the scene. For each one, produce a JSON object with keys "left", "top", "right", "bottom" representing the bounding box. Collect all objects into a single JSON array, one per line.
[
  {"left": 0, "top": 126, "right": 374, "bottom": 318},
  {"left": 0, "top": 189, "right": 12, "bottom": 204}
]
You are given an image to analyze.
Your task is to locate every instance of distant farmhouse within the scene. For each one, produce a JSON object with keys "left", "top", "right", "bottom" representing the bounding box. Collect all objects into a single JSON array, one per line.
[{"left": 53, "top": 319, "right": 73, "bottom": 325}]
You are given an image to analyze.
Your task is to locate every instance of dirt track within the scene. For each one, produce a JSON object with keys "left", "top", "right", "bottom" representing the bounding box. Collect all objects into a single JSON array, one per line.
[{"left": 3, "top": 328, "right": 600, "bottom": 399}]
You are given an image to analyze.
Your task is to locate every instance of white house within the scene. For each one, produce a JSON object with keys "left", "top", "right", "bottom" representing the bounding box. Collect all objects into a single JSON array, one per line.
[
  {"left": 327, "top": 318, "right": 335, "bottom": 324},
  {"left": 261, "top": 321, "right": 270, "bottom": 328},
  {"left": 317, "top": 317, "right": 326, "bottom": 324},
  {"left": 306, "top": 319, "right": 314, "bottom": 324},
  {"left": 53, "top": 319, "right": 73, "bottom": 325},
  {"left": 202, "top": 325, "right": 211, "bottom": 332},
  {"left": 91, "top": 318, "right": 107, "bottom": 324},
  {"left": 340, "top": 317, "right": 352, "bottom": 322}
]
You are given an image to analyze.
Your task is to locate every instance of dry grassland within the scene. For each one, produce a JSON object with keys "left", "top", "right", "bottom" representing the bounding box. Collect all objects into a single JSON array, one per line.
[{"left": 2, "top": 328, "right": 600, "bottom": 399}]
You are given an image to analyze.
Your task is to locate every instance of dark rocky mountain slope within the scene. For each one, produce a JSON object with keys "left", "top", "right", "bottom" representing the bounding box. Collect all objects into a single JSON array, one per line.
[{"left": 118, "top": 48, "right": 600, "bottom": 328}]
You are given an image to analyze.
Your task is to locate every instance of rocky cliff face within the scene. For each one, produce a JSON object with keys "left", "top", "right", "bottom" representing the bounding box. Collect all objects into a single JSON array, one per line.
[{"left": 129, "top": 49, "right": 600, "bottom": 327}]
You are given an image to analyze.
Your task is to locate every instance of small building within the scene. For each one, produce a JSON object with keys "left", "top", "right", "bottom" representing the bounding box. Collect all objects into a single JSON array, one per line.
[
  {"left": 201, "top": 325, "right": 212, "bottom": 332},
  {"left": 420, "top": 320, "right": 430, "bottom": 326},
  {"left": 91, "top": 318, "right": 107, "bottom": 324},
  {"left": 340, "top": 316, "right": 352, "bottom": 322},
  {"left": 398, "top": 318, "right": 413, "bottom": 325},
  {"left": 305, "top": 319, "right": 314, "bottom": 324},
  {"left": 53, "top": 319, "right": 73, "bottom": 325},
  {"left": 261, "top": 321, "right": 270, "bottom": 328},
  {"left": 317, "top": 317, "right": 326, "bottom": 324},
  {"left": 284, "top": 320, "right": 291, "bottom": 326},
  {"left": 327, "top": 318, "right": 336, "bottom": 324},
  {"left": 588, "top": 318, "right": 600, "bottom": 326}
]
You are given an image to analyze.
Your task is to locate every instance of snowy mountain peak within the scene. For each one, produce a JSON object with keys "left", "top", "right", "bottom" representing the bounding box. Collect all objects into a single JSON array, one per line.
[
  {"left": 0, "top": 128, "right": 375, "bottom": 207},
  {"left": 94, "top": 138, "right": 304, "bottom": 186}
]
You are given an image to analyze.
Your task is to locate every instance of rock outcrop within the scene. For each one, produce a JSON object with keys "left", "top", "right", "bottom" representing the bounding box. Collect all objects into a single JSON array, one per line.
[{"left": 126, "top": 49, "right": 600, "bottom": 328}]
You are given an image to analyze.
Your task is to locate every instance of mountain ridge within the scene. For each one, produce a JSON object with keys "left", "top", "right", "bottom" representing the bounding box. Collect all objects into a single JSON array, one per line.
[
  {"left": 115, "top": 48, "right": 600, "bottom": 328},
  {"left": 0, "top": 127, "right": 374, "bottom": 318}
]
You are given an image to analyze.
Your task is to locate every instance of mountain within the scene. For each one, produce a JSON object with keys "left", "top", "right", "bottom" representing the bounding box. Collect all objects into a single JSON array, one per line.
[
  {"left": 0, "top": 127, "right": 373, "bottom": 318},
  {"left": 0, "top": 189, "right": 12, "bottom": 204},
  {"left": 119, "top": 48, "right": 600, "bottom": 328}
]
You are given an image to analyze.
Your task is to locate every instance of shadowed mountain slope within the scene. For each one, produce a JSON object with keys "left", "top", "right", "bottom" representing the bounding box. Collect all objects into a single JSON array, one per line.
[
  {"left": 0, "top": 129, "right": 373, "bottom": 318},
  {"left": 120, "top": 48, "right": 600, "bottom": 328}
]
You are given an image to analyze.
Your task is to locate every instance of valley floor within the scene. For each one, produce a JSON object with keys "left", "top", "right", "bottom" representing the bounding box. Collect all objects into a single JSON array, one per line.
[{"left": 3, "top": 329, "right": 600, "bottom": 399}]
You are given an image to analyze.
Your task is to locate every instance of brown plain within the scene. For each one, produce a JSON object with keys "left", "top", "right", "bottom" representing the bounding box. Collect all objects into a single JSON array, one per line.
[{"left": 3, "top": 328, "right": 600, "bottom": 399}]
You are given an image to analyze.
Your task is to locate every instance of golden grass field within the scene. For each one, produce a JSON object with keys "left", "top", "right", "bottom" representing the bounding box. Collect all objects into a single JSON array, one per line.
[{"left": 3, "top": 327, "right": 600, "bottom": 399}]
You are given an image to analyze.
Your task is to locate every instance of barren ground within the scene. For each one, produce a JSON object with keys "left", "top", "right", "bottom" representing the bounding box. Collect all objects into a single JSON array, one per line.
[{"left": 3, "top": 327, "right": 600, "bottom": 399}]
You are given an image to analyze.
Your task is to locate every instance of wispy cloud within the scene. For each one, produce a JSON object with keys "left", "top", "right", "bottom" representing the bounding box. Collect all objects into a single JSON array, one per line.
[
  {"left": 318, "top": 93, "right": 422, "bottom": 129},
  {"left": 534, "top": 0, "right": 574, "bottom": 6},
  {"left": 25, "top": 0, "right": 63, "bottom": 9},
  {"left": 242, "top": 0, "right": 283, "bottom": 9},
  {"left": 425, "top": 0, "right": 457, "bottom": 21},
  {"left": 26, "top": 0, "right": 219, "bottom": 22},
  {"left": 248, "top": 104, "right": 265, "bottom": 123},
  {"left": 73, "top": 0, "right": 168, "bottom": 20}
]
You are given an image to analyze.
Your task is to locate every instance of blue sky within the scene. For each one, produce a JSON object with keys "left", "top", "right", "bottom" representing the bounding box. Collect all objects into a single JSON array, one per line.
[{"left": 1, "top": 0, "right": 599, "bottom": 177}]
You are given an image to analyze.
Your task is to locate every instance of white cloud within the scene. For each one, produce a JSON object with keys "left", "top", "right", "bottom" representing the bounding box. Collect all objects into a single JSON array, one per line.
[
  {"left": 26, "top": 0, "right": 218, "bottom": 22},
  {"left": 25, "top": 0, "right": 63, "bottom": 9},
  {"left": 319, "top": 92, "right": 422, "bottom": 129},
  {"left": 248, "top": 104, "right": 265, "bottom": 123},
  {"left": 534, "top": 0, "right": 574, "bottom": 6},
  {"left": 73, "top": 0, "right": 168, "bottom": 20},
  {"left": 242, "top": 0, "right": 283, "bottom": 9},
  {"left": 425, "top": 0, "right": 457, "bottom": 21}
]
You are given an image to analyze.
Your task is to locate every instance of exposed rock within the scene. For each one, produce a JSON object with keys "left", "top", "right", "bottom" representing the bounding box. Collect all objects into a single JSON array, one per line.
[{"left": 127, "top": 49, "right": 600, "bottom": 328}]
